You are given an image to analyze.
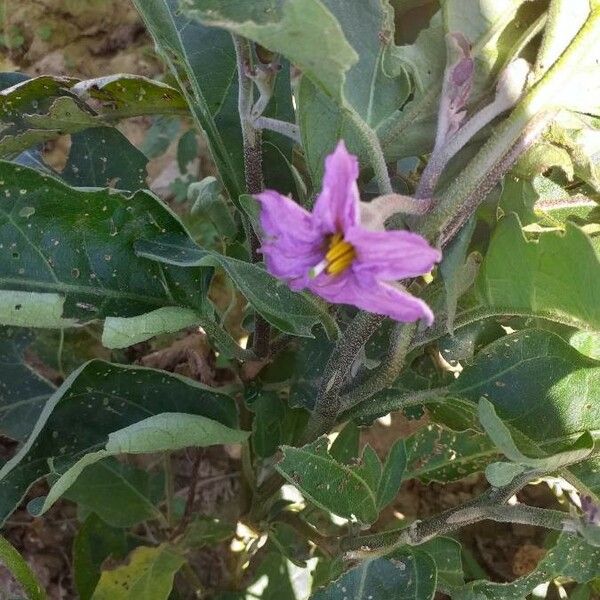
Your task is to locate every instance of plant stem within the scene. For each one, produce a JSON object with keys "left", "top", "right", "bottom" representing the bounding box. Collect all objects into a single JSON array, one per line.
[
  {"left": 163, "top": 453, "right": 176, "bottom": 528},
  {"left": 338, "top": 322, "right": 417, "bottom": 411},
  {"left": 347, "top": 109, "right": 393, "bottom": 194},
  {"left": 276, "top": 511, "right": 338, "bottom": 558},
  {"left": 304, "top": 312, "right": 384, "bottom": 441},
  {"left": 419, "top": 6, "right": 600, "bottom": 244},
  {"left": 232, "top": 34, "right": 271, "bottom": 358},
  {"left": 340, "top": 386, "right": 448, "bottom": 423},
  {"left": 343, "top": 469, "right": 556, "bottom": 558},
  {"left": 254, "top": 116, "right": 301, "bottom": 144}
]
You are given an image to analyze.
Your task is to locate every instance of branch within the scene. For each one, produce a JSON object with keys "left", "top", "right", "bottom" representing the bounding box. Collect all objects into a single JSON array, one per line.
[
  {"left": 254, "top": 116, "right": 301, "bottom": 144},
  {"left": 232, "top": 34, "right": 271, "bottom": 357},
  {"left": 303, "top": 312, "right": 384, "bottom": 441}
]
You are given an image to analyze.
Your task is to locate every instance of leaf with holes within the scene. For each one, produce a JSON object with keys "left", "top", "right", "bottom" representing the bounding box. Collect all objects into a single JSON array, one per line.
[{"left": 0, "top": 161, "right": 212, "bottom": 330}]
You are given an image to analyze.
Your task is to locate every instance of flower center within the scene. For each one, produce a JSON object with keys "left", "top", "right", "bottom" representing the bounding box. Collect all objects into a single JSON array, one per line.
[
  {"left": 309, "top": 233, "right": 356, "bottom": 278},
  {"left": 325, "top": 233, "right": 356, "bottom": 275}
]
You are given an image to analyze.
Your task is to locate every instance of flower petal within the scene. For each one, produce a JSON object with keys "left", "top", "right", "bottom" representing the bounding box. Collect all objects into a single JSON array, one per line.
[
  {"left": 308, "top": 273, "right": 435, "bottom": 325},
  {"left": 256, "top": 190, "right": 323, "bottom": 287},
  {"left": 313, "top": 140, "right": 360, "bottom": 234},
  {"left": 346, "top": 226, "right": 442, "bottom": 282}
]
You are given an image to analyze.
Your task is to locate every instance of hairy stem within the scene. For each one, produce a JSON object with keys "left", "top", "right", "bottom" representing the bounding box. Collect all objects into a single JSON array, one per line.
[
  {"left": 304, "top": 312, "right": 384, "bottom": 441},
  {"left": 347, "top": 109, "right": 393, "bottom": 195},
  {"left": 419, "top": 7, "right": 600, "bottom": 244},
  {"left": 254, "top": 116, "right": 301, "bottom": 144},
  {"left": 343, "top": 470, "right": 558, "bottom": 558},
  {"left": 338, "top": 322, "right": 417, "bottom": 411},
  {"left": 232, "top": 34, "right": 271, "bottom": 357}
]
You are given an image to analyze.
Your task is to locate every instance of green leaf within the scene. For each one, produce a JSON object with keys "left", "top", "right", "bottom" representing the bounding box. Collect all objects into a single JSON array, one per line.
[
  {"left": 131, "top": 0, "right": 244, "bottom": 198},
  {"left": 64, "top": 458, "right": 164, "bottom": 528},
  {"left": 268, "top": 521, "right": 311, "bottom": 567},
  {"left": 452, "top": 534, "right": 600, "bottom": 599},
  {"left": 439, "top": 218, "right": 478, "bottom": 334},
  {"left": 73, "top": 514, "right": 128, "bottom": 600},
  {"left": 182, "top": 0, "right": 357, "bottom": 103},
  {"left": 329, "top": 422, "right": 360, "bottom": 464},
  {"left": 72, "top": 74, "right": 187, "bottom": 119},
  {"left": 102, "top": 307, "right": 200, "bottom": 349},
  {"left": 0, "top": 327, "right": 55, "bottom": 441},
  {"left": 276, "top": 437, "right": 379, "bottom": 525},
  {"left": 571, "top": 331, "right": 600, "bottom": 360},
  {"left": 484, "top": 461, "right": 526, "bottom": 487},
  {"left": 418, "top": 537, "right": 464, "bottom": 590},
  {"left": 0, "top": 360, "right": 237, "bottom": 525},
  {"left": 477, "top": 214, "right": 600, "bottom": 330},
  {"left": 0, "top": 534, "right": 46, "bottom": 600},
  {"left": 311, "top": 553, "right": 436, "bottom": 600},
  {"left": 297, "top": 0, "right": 411, "bottom": 180},
  {"left": 251, "top": 391, "right": 287, "bottom": 459},
  {"left": 135, "top": 234, "right": 338, "bottom": 338},
  {"left": 179, "top": 516, "right": 235, "bottom": 549},
  {"left": 91, "top": 543, "right": 185, "bottom": 600},
  {"left": 478, "top": 397, "right": 594, "bottom": 477},
  {"left": 38, "top": 412, "right": 248, "bottom": 517},
  {"left": 404, "top": 423, "right": 496, "bottom": 483},
  {"left": 376, "top": 439, "right": 407, "bottom": 510},
  {"left": 0, "top": 161, "right": 212, "bottom": 327},
  {"left": 448, "top": 329, "right": 600, "bottom": 449},
  {"left": 61, "top": 126, "right": 149, "bottom": 190}
]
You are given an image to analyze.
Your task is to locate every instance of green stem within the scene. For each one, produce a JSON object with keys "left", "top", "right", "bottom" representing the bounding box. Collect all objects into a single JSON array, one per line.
[
  {"left": 338, "top": 322, "right": 417, "bottom": 411},
  {"left": 163, "top": 453, "right": 176, "bottom": 528},
  {"left": 304, "top": 312, "right": 384, "bottom": 441},
  {"left": 347, "top": 109, "right": 393, "bottom": 194},
  {"left": 420, "top": 6, "right": 600, "bottom": 243}
]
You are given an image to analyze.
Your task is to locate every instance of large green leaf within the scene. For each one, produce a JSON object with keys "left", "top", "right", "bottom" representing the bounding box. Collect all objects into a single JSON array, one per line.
[
  {"left": 131, "top": 0, "right": 244, "bottom": 198},
  {"left": 451, "top": 535, "right": 600, "bottom": 599},
  {"left": 0, "top": 161, "right": 211, "bottom": 329},
  {"left": 0, "top": 327, "right": 55, "bottom": 441},
  {"left": 276, "top": 438, "right": 380, "bottom": 524},
  {"left": 135, "top": 235, "right": 338, "bottom": 338},
  {"left": 311, "top": 553, "right": 436, "bottom": 600},
  {"left": 91, "top": 543, "right": 185, "bottom": 600},
  {"left": 0, "top": 360, "right": 238, "bottom": 525},
  {"left": 477, "top": 214, "right": 600, "bottom": 330},
  {"left": 297, "top": 0, "right": 411, "bottom": 180},
  {"left": 181, "top": 0, "right": 357, "bottom": 103},
  {"left": 448, "top": 329, "right": 600, "bottom": 449}
]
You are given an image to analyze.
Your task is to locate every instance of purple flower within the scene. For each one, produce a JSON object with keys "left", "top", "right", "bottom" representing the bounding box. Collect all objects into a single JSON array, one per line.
[{"left": 255, "top": 142, "right": 441, "bottom": 325}]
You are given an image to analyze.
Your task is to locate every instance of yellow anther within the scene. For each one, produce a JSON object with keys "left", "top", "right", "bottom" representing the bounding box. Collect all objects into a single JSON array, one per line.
[{"left": 325, "top": 233, "right": 356, "bottom": 275}]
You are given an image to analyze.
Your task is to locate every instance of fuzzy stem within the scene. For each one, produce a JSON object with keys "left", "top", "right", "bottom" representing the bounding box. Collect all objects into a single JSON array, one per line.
[
  {"left": 232, "top": 34, "right": 271, "bottom": 358},
  {"left": 304, "top": 312, "right": 384, "bottom": 441},
  {"left": 419, "top": 7, "right": 600, "bottom": 243},
  {"left": 343, "top": 470, "right": 555, "bottom": 558},
  {"left": 338, "top": 322, "right": 418, "bottom": 411},
  {"left": 346, "top": 109, "right": 393, "bottom": 195},
  {"left": 254, "top": 116, "right": 301, "bottom": 144}
]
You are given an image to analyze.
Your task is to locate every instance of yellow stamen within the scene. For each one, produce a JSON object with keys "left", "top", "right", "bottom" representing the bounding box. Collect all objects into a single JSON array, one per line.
[{"left": 325, "top": 233, "right": 356, "bottom": 275}]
